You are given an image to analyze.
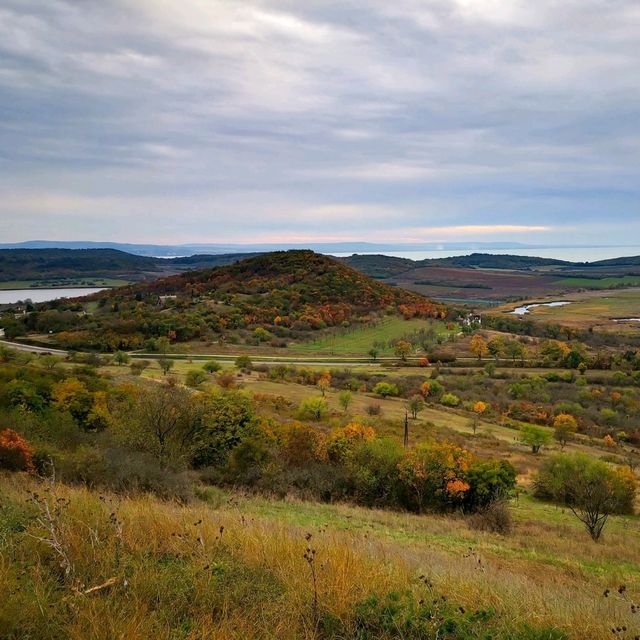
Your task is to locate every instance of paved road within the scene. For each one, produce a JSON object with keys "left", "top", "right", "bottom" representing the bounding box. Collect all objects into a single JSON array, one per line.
[
  {"left": 0, "top": 339, "right": 67, "bottom": 355},
  {"left": 0, "top": 339, "right": 519, "bottom": 368}
]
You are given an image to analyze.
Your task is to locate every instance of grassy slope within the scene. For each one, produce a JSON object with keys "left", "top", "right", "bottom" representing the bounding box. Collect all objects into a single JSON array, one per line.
[
  {"left": 2, "top": 473, "right": 638, "bottom": 640},
  {"left": 293, "top": 317, "right": 455, "bottom": 356}
]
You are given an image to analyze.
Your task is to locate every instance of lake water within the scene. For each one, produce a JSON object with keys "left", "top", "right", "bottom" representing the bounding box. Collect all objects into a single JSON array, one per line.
[
  {"left": 0, "top": 287, "right": 106, "bottom": 305},
  {"left": 511, "top": 301, "right": 571, "bottom": 315},
  {"left": 613, "top": 318, "right": 640, "bottom": 323}
]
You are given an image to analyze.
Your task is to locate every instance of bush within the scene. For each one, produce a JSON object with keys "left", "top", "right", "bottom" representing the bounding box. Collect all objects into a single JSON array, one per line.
[
  {"left": 186, "top": 369, "right": 207, "bottom": 388},
  {"left": 297, "top": 397, "right": 329, "bottom": 421},
  {"left": 463, "top": 459, "right": 517, "bottom": 512},
  {"left": 235, "top": 356, "right": 253, "bottom": 371},
  {"left": 373, "top": 382, "right": 399, "bottom": 398},
  {"left": 467, "top": 499, "right": 512, "bottom": 535},
  {"left": 440, "top": 393, "right": 460, "bottom": 407},
  {"left": 203, "top": 360, "right": 222, "bottom": 373},
  {"left": 366, "top": 404, "right": 382, "bottom": 416},
  {"left": 0, "top": 428, "right": 34, "bottom": 471}
]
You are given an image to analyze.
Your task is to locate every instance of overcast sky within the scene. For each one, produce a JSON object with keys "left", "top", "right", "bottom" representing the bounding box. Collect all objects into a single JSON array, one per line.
[{"left": 1, "top": 0, "right": 639, "bottom": 245}]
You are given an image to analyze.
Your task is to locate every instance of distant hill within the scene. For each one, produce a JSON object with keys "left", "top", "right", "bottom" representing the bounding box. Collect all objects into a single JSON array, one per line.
[
  {"left": 12, "top": 251, "right": 445, "bottom": 351},
  {"left": 0, "top": 249, "right": 157, "bottom": 281},
  {"left": 341, "top": 252, "right": 571, "bottom": 279},
  {"left": 426, "top": 253, "right": 571, "bottom": 269},
  {"left": 0, "top": 248, "right": 262, "bottom": 282}
]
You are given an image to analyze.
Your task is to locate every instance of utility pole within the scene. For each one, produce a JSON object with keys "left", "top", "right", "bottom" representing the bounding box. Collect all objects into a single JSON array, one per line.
[{"left": 403, "top": 411, "right": 409, "bottom": 448}]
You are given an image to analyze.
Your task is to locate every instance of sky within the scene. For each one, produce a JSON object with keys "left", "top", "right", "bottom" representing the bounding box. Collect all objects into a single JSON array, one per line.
[{"left": 1, "top": 0, "right": 639, "bottom": 246}]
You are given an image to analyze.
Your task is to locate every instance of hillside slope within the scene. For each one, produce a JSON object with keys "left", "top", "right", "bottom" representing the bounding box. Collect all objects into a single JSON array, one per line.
[{"left": 9, "top": 251, "right": 446, "bottom": 350}]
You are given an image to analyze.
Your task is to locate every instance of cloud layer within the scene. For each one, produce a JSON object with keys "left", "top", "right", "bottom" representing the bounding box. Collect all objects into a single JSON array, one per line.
[{"left": 1, "top": 0, "right": 638, "bottom": 244}]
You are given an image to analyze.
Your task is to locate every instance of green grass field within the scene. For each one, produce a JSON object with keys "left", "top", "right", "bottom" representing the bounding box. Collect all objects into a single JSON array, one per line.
[
  {"left": 559, "top": 275, "right": 640, "bottom": 289},
  {"left": 293, "top": 317, "right": 456, "bottom": 356}
]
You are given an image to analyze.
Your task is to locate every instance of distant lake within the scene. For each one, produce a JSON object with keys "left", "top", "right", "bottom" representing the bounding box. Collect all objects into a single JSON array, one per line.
[
  {"left": 0, "top": 287, "right": 106, "bottom": 305},
  {"left": 331, "top": 246, "right": 640, "bottom": 263}
]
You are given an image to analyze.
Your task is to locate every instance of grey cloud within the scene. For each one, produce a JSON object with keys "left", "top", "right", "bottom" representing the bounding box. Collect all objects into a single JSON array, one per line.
[{"left": 0, "top": 0, "right": 638, "bottom": 244}]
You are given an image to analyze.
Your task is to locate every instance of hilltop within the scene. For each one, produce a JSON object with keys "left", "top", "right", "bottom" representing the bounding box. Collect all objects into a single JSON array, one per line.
[{"left": 7, "top": 251, "right": 445, "bottom": 351}]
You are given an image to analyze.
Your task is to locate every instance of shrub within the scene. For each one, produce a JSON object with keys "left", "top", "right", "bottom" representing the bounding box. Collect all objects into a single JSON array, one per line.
[
  {"left": 440, "top": 393, "right": 460, "bottom": 407},
  {"left": 467, "top": 499, "right": 512, "bottom": 535},
  {"left": 463, "top": 459, "right": 517, "bottom": 512},
  {"left": 366, "top": 404, "right": 382, "bottom": 416},
  {"left": 0, "top": 429, "right": 34, "bottom": 471},
  {"left": 373, "top": 382, "right": 399, "bottom": 398},
  {"left": 203, "top": 360, "right": 222, "bottom": 373},
  {"left": 235, "top": 355, "right": 253, "bottom": 371},
  {"left": 186, "top": 369, "right": 207, "bottom": 388},
  {"left": 297, "top": 397, "right": 329, "bottom": 421}
]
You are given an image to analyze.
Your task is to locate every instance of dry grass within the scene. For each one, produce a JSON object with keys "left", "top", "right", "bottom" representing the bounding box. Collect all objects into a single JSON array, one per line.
[{"left": 1, "top": 473, "right": 639, "bottom": 639}]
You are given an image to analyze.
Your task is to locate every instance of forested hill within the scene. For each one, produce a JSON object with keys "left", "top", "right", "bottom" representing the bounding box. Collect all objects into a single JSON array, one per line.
[
  {"left": 0, "top": 248, "right": 262, "bottom": 282},
  {"left": 102, "top": 250, "right": 444, "bottom": 313},
  {"left": 340, "top": 252, "right": 571, "bottom": 278},
  {"left": 0, "top": 248, "right": 157, "bottom": 281},
  {"left": 12, "top": 251, "right": 446, "bottom": 351}
]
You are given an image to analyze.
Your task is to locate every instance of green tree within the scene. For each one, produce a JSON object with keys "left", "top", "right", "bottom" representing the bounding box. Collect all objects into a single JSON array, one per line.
[
  {"left": 192, "top": 391, "right": 258, "bottom": 467},
  {"left": 113, "top": 351, "right": 130, "bottom": 366},
  {"left": 534, "top": 453, "right": 636, "bottom": 541},
  {"left": 406, "top": 395, "right": 425, "bottom": 419},
  {"left": 158, "top": 358, "right": 174, "bottom": 375},
  {"left": 235, "top": 355, "right": 253, "bottom": 371},
  {"left": 368, "top": 347, "right": 379, "bottom": 362},
  {"left": 519, "top": 424, "right": 552, "bottom": 454},
  {"left": 297, "top": 397, "right": 329, "bottom": 421},
  {"left": 338, "top": 390, "right": 353, "bottom": 413}
]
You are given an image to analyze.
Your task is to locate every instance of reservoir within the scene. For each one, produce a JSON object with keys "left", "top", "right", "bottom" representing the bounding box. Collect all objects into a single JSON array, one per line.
[
  {"left": 510, "top": 301, "right": 571, "bottom": 315},
  {"left": 0, "top": 287, "right": 106, "bottom": 305}
]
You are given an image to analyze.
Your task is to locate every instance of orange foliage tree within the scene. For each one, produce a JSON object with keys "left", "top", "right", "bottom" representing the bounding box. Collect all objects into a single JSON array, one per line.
[{"left": 0, "top": 429, "right": 34, "bottom": 471}]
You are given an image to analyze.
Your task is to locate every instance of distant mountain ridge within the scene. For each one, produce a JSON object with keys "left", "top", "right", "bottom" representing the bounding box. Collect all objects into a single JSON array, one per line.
[{"left": 0, "top": 239, "right": 540, "bottom": 257}]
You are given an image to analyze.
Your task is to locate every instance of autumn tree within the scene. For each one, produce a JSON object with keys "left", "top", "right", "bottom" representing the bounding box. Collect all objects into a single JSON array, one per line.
[
  {"left": 553, "top": 413, "right": 578, "bottom": 450},
  {"left": 471, "top": 400, "right": 488, "bottom": 435},
  {"left": 317, "top": 371, "right": 331, "bottom": 397},
  {"left": 470, "top": 334, "right": 489, "bottom": 361},
  {"left": 394, "top": 340, "right": 412, "bottom": 362},
  {"left": 0, "top": 429, "right": 34, "bottom": 471}
]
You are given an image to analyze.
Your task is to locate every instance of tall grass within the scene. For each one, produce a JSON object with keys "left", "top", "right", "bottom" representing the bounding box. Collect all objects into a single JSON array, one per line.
[{"left": 1, "top": 473, "right": 637, "bottom": 639}]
